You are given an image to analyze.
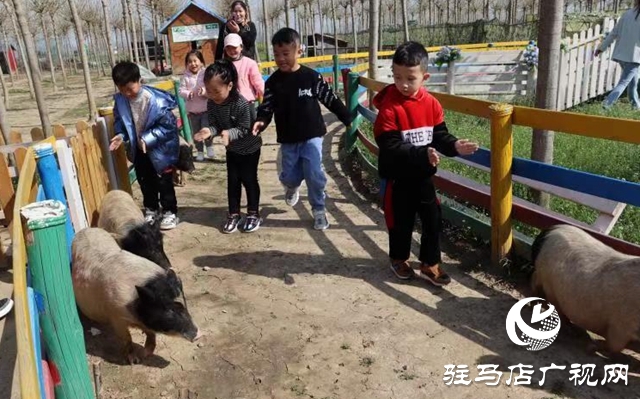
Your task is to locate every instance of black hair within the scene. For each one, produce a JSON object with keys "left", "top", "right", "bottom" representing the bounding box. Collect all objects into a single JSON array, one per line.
[
  {"left": 184, "top": 50, "right": 205, "bottom": 67},
  {"left": 111, "top": 61, "right": 141, "bottom": 86},
  {"left": 203, "top": 59, "right": 239, "bottom": 98},
  {"left": 271, "top": 27, "right": 301, "bottom": 47},
  {"left": 392, "top": 41, "right": 430, "bottom": 72},
  {"left": 231, "top": 0, "right": 250, "bottom": 21}
]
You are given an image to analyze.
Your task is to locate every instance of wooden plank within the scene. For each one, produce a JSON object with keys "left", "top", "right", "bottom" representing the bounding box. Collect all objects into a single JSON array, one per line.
[
  {"left": 71, "top": 135, "right": 97, "bottom": 227},
  {"left": 511, "top": 106, "right": 640, "bottom": 145},
  {"left": 56, "top": 140, "right": 88, "bottom": 232},
  {"left": 10, "top": 129, "right": 22, "bottom": 144},
  {"left": 0, "top": 154, "right": 14, "bottom": 227},
  {"left": 95, "top": 117, "right": 117, "bottom": 190},
  {"left": 30, "top": 127, "right": 44, "bottom": 142},
  {"left": 573, "top": 31, "right": 586, "bottom": 105},
  {"left": 14, "top": 147, "right": 27, "bottom": 175},
  {"left": 588, "top": 25, "right": 600, "bottom": 99},
  {"left": 453, "top": 156, "right": 622, "bottom": 216},
  {"left": 566, "top": 34, "right": 579, "bottom": 108},
  {"left": 11, "top": 147, "right": 43, "bottom": 399},
  {"left": 356, "top": 129, "right": 379, "bottom": 155},
  {"left": 83, "top": 123, "right": 107, "bottom": 214},
  {"left": 592, "top": 202, "right": 626, "bottom": 235},
  {"left": 89, "top": 122, "right": 109, "bottom": 199},
  {"left": 580, "top": 29, "right": 593, "bottom": 103},
  {"left": 52, "top": 124, "right": 67, "bottom": 138}
]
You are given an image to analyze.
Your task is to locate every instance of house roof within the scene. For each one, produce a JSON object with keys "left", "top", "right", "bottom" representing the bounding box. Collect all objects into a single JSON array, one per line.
[{"left": 160, "top": 0, "right": 227, "bottom": 34}]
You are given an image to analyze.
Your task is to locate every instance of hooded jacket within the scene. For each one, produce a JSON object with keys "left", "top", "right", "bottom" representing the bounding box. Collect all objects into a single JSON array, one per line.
[
  {"left": 373, "top": 84, "right": 459, "bottom": 183},
  {"left": 114, "top": 85, "right": 180, "bottom": 174}
]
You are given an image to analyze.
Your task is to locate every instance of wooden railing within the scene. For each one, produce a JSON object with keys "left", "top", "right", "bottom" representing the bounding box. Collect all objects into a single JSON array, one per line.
[{"left": 343, "top": 71, "right": 640, "bottom": 264}]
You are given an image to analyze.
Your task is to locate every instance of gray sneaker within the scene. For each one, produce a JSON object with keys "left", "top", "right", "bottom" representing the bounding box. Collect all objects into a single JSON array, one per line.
[
  {"left": 313, "top": 209, "right": 330, "bottom": 230},
  {"left": 144, "top": 208, "right": 158, "bottom": 224},
  {"left": 285, "top": 186, "right": 300, "bottom": 207}
]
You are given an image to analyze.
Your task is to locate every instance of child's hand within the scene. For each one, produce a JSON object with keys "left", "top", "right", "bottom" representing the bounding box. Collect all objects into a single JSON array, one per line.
[
  {"left": 194, "top": 128, "right": 212, "bottom": 142},
  {"left": 138, "top": 139, "right": 147, "bottom": 154},
  {"left": 221, "top": 130, "right": 229, "bottom": 147},
  {"left": 252, "top": 121, "right": 264, "bottom": 136},
  {"left": 455, "top": 139, "right": 479, "bottom": 155},
  {"left": 187, "top": 91, "right": 194, "bottom": 100},
  {"left": 198, "top": 87, "right": 206, "bottom": 96},
  {"left": 428, "top": 147, "right": 440, "bottom": 167},
  {"left": 109, "top": 134, "right": 123, "bottom": 151},
  {"left": 595, "top": 49, "right": 602, "bottom": 57}
]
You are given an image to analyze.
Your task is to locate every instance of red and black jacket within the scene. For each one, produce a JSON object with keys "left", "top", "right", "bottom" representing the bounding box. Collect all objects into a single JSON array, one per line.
[{"left": 373, "top": 85, "right": 459, "bottom": 182}]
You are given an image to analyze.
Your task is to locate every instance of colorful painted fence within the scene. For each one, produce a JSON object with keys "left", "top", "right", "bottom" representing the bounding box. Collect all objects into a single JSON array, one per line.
[{"left": 342, "top": 70, "right": 640, "bottom": 265}]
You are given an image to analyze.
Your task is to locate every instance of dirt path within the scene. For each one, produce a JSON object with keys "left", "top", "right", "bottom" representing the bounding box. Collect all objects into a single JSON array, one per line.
[{"left": 81, "top": 111, "right": 639, "bottom": 399}]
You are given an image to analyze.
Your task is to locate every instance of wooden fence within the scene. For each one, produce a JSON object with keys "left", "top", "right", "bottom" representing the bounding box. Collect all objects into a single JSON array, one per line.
[{"left": 343, "top": 70, "right": 640, "bottom": 266}]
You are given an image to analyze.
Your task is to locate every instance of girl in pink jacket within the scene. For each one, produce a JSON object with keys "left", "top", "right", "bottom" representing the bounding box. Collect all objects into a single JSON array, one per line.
[
  {"left": 223, "top": 33, "right": 265, "bottom": 116},
  {"left": 179, "top": 50, "right": 214, "bottom": 161}
]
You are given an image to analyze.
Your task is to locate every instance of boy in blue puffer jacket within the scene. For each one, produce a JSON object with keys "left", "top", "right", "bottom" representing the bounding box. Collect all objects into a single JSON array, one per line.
[{"left": 109, "top": 61, "right": 181, "bottom": 230}]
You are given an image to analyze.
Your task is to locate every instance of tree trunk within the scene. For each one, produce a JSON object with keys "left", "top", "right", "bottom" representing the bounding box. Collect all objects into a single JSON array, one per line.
[
  {"left": 94, "top": 25, "right": 107, "bottom": 76},
  {"left": 68, "top": 0, "right": 97, "bottom": 121},
  {"left": 126, "top": 0, "right": 139, "bottom": 63},
  {"left": 66, "top": 35, "right": 78, "bottom": 75},
  {"left": 0, "top": 95, "right": 10, "bottom": 145},
  {"left": 530, "top": 0, "right": 563, "bottom": 208},
  {"left": 121, "top": 0, "right": 133, "bottom": 61},
  {"left": 378, "top": 0, "right": 382, "bottom": 51},
  {"left": 350, "top": 0, "right": 358, "bottom": 52},
  {"left": 136, "top": 0, "right": 150, "bottom": 70},
  {"left": 11, "top": 0, "right": 51, "bottom": 136},
  {"left": 330, "top": 0, "right": 338, "bottom": 55},
  {"left": 50, "top": 16, "right": 69, "bottom": 88},
  {"left": 40, "top": 15, "right": 58, "bottom": 92},
  {"left": 1, "top": 25, "right": 15, "bottom": 87},
  {"left": 318, "top": 0, "right": 325, "bottom": 55},
  {"left": 8, "top": 9, "right": 34, "bottom": 98},
  {"left": 150, "top": 0, "right": 160, "bottom": 69},
  {"left": 368, "top": 0, "right": 379, "bottom": 82},
  {"left": 284, "top": 0, "right": 290, "bottom": 26},
  {"left": 101, "top": 0, "right": 116, "bottom": 68},
  {"left": 261, "top": 0, "right": 270, "bottom": 62},
  {"left": 401, "top": 0, "right": 409, "bottom": 41}
]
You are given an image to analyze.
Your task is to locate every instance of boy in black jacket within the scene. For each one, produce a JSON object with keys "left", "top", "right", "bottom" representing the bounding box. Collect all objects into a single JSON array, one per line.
[{"left": 252, "top": 28, "right": 352, "bottom": 230}]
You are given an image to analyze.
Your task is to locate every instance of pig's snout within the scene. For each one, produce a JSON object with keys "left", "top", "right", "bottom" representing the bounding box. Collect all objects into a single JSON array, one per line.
[
  {"left": 187, "top": 328, "right": 203, "bottom": 342},
  {"left": 193, "top": 329, "right": 203, "bottom": 342}
]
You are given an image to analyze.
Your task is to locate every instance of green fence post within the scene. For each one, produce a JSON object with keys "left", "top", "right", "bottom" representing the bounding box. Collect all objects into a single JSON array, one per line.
[
  {"left": 173, "top": 78, "right": 193, "bottom": 144},
  {"left": 332, "top": 54, "right": 339, "bottom": 93},
  {"left": 21, "top": 200, "right": 95, "bottom": 399},
  {"left": 346, "top": 71, "right": 361, "bottom": 151}
]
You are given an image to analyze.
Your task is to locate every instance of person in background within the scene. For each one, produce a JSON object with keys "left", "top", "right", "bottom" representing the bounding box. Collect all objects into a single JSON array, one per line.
[
  {"left": 596, "top": 1, "right": 640, "bottom": 110},
  {"left": 215, "top": 1, "right": 257, "bottom": 61},
  {"left": 223, "top": 33, "right": 265, "bottom": 115}
]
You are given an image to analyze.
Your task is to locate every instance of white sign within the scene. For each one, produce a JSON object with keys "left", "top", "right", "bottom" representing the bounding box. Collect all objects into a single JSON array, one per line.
[
  {"left": 171, "top": 23, "right": 219, "bottom": 42},
  {"left": 505, "top": 297, "right": 561, "bottom": 351}
]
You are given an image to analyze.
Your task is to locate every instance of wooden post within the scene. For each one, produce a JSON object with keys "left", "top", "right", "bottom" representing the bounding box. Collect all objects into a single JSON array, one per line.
[
  {"left": 98, "top": 107, "right": 132, "bottom": 195},
  {"left": 446, "top": 61, "right": 456, "bottom": 95},
  {"left": 173, "top": 78, "right": 193, "bottom": 144},
  {"left": 346, "top": 71, "right": 361, "bottom": 151},
  {"left": 34, "top": 142, "right": 75, "bottom": 260},
  {"left": 332, "top": 54, "right": 340, "bottom": 93},
  {"left": 96, "top": 116, "right": 118, "bottom": 190},
  {"left": 527, "top": 67, "right": 538, "bottom": 98},
  {"left": 489, "top": 103, "right": 514, "bottom": 266},
  {"left": 21, "top": 200, "right": 95, "bottom": 399}
]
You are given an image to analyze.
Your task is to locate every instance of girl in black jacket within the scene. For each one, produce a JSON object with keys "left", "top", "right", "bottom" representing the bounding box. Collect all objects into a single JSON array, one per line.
[{"left": 215, "top": 1, "right": 257, "bottom": 61}]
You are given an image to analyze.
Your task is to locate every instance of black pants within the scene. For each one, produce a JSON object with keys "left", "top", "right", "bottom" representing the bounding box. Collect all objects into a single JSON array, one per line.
[
  {"left": 382, "top": 179, "right": 442, "bottom": 266},
  {"left": 227, "top": 150, "right": 261, "bottom": 215},
  {"left": 133, "top": 150, "right": 177, "bottom": 214}
]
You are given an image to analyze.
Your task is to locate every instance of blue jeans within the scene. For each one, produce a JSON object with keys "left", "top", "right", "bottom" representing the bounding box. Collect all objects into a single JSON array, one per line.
[
  {"left": 280, "top": 137, "right": 326, "bottom": 211},
  {"left": 604, "top": 61, "right": 640, "bottom": 109}
]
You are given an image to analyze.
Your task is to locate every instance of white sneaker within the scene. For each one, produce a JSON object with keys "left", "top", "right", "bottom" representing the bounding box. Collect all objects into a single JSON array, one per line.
[
  {"left": 313, "top": 209, "right": 330, "bottom": 230},
  {"left": 206, "top": 146, "right": 215, "bottom": 158},
  {"left": 160, "top": 212, "right": 179, "bottom": 230},
  {"left": 284, "top": 186, "right": 300, "bottom": 207},
  {"left": 0, "top": 298, "right": 14, "bottom": 320},
  {"left": 196, "top": 152, "right": 205, "bottom": 162},
  {"left": 144, "top": 208, "right": 158, "bottom": 224}
]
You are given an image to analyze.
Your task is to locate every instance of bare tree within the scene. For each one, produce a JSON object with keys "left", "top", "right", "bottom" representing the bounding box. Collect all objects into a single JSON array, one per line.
[
  {"left": 68, "top": 0, "right": 97, "bottom": 120},
  {"left": 530, "top": 0, "right": 563, "bottom": 207},
  {"left": 330, "top": 0, "right": 337, "bottom": 55},
  {"left": 368, "top": 0, "right": 379, "bottom": 83},
  {"left": 10, "top": 0, "right": 52, "bottom": 135},
  {"left": 32, "top": 0, "right": 58, "bottom": 91},
  {"left": 136, "top": 0, "right": 150, "bottom": 69},
  {"left": 121, "top": 0, "right": 133, "bottom": 60},
  {"left": 400, "top": 0, "right": 409, "bottom": 41},
  {"left": 126, "top": 0, "right": 139, "bottom": 63},
  {"left": 261, "top": 0, "right": 270, "bottom": 61},
  {"left": 4, "top": 0, "right": 34, "bottom": 98},
  {"left": 0, "top": 96, "right": 10, "bottom": 145},
  {"left": 49, "top": 3, "right": 69, "bottom": 88},
  {"left": 100, "top": 0, "right": 116, "bottom": 67},
  {"left": 284, "top": 0, "right": 290, "bottom": 25}
]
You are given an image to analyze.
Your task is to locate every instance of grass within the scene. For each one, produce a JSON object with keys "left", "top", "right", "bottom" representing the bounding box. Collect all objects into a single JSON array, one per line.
[{"left": 356, "top": 98, "right": 640, "bottom": 245}]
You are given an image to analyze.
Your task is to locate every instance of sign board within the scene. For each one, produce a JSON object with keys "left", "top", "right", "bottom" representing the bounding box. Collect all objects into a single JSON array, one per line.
[{"left": 171, "top": 23, "right": 219, "bottom": 42}]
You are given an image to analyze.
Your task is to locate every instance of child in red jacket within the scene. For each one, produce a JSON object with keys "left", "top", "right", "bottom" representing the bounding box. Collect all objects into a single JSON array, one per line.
[{"left": 373, "top": 41, "right": 479, "bottom": 286}]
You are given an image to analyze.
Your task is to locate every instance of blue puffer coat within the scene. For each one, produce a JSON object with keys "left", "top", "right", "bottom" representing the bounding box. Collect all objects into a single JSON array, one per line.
[{"left": 113, "top": 85, "right": 179, "bottom": 174}]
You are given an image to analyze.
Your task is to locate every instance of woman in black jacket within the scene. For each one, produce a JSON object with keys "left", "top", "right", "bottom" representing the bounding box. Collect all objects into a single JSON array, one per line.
[{"left": 215, "top": 1, "right": 257, "bottom": 61}]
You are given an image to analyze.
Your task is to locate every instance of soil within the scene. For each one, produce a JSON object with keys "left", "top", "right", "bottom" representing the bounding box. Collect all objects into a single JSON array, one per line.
[{"left": 1, "top": 77, "right": 639, "bottom": 399}]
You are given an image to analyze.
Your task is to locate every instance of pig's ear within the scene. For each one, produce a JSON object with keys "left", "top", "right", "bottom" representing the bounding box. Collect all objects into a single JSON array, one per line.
[{"left": 136, "top": 285, "right": 156, "bottom": 303}]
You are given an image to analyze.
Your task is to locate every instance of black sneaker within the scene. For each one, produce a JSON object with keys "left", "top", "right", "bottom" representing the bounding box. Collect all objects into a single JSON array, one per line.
[
  {"left": 243, "top": 213, "right": 262, "bottom": 233},
  {"left": 0, "top": 298, "right": 14, "bottom": 320},
  {"left": 223, "top": 214, "right": 241, "bottom": 234}
]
